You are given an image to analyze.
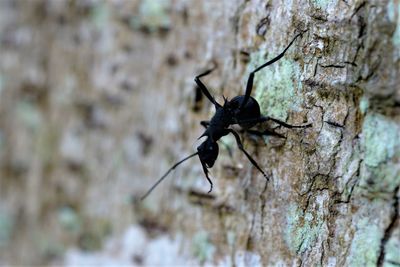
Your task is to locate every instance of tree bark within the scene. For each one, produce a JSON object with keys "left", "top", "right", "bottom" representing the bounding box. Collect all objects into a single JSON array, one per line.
[{"left": 0, "top": 0, "right": 399, "bottom": 266}]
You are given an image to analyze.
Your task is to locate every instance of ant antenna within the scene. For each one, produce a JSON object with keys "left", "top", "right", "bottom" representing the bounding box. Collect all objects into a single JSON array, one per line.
[{"left": 140, "top": 152, "right": 199, "bottom": 201}]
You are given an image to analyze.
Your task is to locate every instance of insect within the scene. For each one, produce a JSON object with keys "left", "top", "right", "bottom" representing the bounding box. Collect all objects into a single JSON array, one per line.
[{"left": 140, "top": 32, "right": 311, "bottom": 201}]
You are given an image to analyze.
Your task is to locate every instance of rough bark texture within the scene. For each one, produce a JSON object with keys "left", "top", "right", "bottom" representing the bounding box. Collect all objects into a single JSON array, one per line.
[{"left": 0, "top": 0, "right": 399, "bottom": 266}]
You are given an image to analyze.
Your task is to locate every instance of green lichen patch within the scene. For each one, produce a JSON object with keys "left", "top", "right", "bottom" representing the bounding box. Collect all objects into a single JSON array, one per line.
[
  {"left": 284, "top": 203, "right": 325, "bottom": 254},
  {"left": 361, "top": 113, "right": 400, "bottom": 168},
  {"left": 359, "top": 95, "right": 369, "bottom": 115},
  {"left": 347, "top": 217, "right": 383, "bottom": 266},
  {"left": 226, "top": 231, "right": 236, "bottom": 247},
  {"left": 250, "top": 51, "right": 304, "bottom": 121},
  {"left": 16, "top": 101, "right": 43, "bottom": 131},
  {"left": 359, "top": 113, "right": 400, "bottom": 194},
  {"left": 0, "top": 211, "right": 14, "bottom": 246},
  {"left": 130, "top": 0, "right": 171, "bottom": 33},
  {"left": 191, "top": 231, "right": 216, "bottom": 263},
  {"left": 364, "top": 163, "right": 400, "bottom": 195},
  {"left": 57, "top": 206, "right": 82, "bottom": 234},
  {"left": 387, "top": 0, "right": 400, "bottom": 58},
  {"left": 383, "top": 227, "right": 400, "bottom": 267},
  {"left": 311, "top": 0, "right": 331, "bottom": 10},
  {"left": 90, "top": 2, "right": 110, "bottom": 29}
]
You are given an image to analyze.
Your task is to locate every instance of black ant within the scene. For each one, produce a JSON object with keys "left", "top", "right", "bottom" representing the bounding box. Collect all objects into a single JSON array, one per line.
[{"left": 140, "top": 32, "right": 311, "bottom": 201}]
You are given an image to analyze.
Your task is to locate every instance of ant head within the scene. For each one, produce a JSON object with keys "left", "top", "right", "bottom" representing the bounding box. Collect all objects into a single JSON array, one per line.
[{"left": 197, "top": 138, "right": 219, "bottom": 168}]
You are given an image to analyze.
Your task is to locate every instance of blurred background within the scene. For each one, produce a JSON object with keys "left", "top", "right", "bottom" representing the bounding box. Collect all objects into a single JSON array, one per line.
[{"left": 0, "top": 0, "right": 252, "bottom": 265}]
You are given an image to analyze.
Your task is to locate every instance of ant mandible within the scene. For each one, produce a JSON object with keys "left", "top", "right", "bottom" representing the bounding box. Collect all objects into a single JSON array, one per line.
[{"left": 140, "top": 32, "right": 311, "bottom": 201}]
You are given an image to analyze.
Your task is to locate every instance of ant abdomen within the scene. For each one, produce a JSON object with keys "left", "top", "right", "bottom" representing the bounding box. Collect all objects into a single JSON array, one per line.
[{"left": 230, "top": 95, "right": 261, "bottom": 129}]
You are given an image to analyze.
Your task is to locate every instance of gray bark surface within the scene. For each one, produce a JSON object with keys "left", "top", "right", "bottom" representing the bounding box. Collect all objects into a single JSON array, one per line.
[{"left": 0, "top": 0, "right": 399, "bottom": 266}]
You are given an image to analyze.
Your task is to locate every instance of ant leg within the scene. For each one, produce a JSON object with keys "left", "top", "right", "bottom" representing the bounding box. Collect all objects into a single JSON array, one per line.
[
  {"left": 246, "top": 129, "right": 286, "bottom": 139},
  {"left": 227, "top": 129, "right": 269, "bottom": 181},
  {"left": 140, "top": 152, "right": 199, "bottom": 201},
  {"left": 266, "top": 117, "right": 312, "bottom": 129},
  {"left": 195, "top": 69, "right": 221, "bottom": 108},
  {"left": 199, "top": 159, "right": 213, "bottom": 193},
  {"left": 198, "top": 119, "right": 215, "bottom": 192},
  {"left": 237, "top": 116, "right": 312, "bottom": 129},
  {"left": 240, "top": 33, "right": 303, "bottom": 109},
  {"left": 200, "top": 120, "right": 210, "bottom": 128}
]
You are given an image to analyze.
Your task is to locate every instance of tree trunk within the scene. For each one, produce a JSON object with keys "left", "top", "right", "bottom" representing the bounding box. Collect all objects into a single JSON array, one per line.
[{"left": 0, "top": 0, "right": 399, "bottom": 266}]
